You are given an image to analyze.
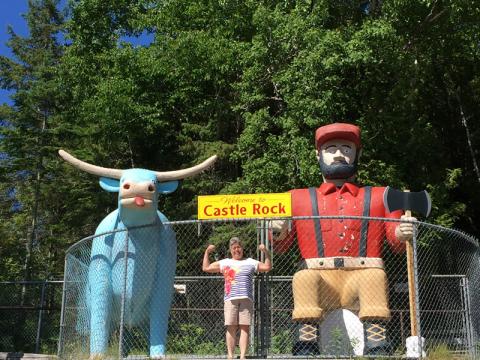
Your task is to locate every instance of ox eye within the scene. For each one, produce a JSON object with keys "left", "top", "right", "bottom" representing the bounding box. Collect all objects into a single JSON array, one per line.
[
  {"left": 148, "top": 184, "right": 155, "bottom": 192},
  {"left": 123, "top": 184, "right": 130, "bottom": 190}
]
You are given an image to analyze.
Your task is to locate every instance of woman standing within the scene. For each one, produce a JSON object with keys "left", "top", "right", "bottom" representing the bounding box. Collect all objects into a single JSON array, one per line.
[{"left": 202, "top": 237, "right": 271, "bottom": 360}]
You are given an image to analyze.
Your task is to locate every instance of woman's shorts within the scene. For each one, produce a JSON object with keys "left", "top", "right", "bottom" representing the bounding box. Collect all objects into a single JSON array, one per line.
[{"left": 224, "top": 298, "right": 253, "bottom": 326}]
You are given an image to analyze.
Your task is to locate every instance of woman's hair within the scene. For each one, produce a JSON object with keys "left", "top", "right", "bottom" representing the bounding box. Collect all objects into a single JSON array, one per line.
[{"left": 229, "top": 236, "right": 242, "bottom": 247}]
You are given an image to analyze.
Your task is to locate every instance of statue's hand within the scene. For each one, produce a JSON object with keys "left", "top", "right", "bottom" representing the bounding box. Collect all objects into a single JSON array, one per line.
[
  {"left": 395, "top": 215, "right": 417, "bottom": 242},
  {"left": 271, "top": 219, "right": 285, "bottom": 232}
]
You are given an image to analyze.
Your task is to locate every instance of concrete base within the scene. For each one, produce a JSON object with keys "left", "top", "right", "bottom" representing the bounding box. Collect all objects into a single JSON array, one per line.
[
  {"left": 0, "top": 354, "right": 56, "bottom": 360},
  {"left": 406, "top": 336, "right": 426, "bottom": 358}
]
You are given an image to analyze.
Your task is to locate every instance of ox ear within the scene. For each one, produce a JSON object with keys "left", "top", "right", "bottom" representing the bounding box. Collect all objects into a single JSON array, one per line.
[
  {"left": 157, "top": 180, "right": 180, "bottom": 194},
  {"left": 99, "top": 177, "right": 120, "bottom": 192}
]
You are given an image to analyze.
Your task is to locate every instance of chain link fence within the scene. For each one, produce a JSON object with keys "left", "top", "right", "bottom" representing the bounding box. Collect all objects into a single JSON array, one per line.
[
  {"left": 53, "top": 216, "right": 480, "bottom": 359},
  {"left": 0, "top": 280, "right": 63, "bottom": 355}
]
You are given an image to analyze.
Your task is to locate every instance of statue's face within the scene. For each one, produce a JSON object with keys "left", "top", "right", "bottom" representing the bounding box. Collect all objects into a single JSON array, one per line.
[
  {"left": 318, "top": 139, "right": 357, "bottom": 165},
  {"left": 316, "top": 139, "right": 358, "bottom": 180}
]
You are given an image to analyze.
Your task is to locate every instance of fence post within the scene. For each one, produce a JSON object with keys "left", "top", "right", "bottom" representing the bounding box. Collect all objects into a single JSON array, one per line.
[
  {"left": 254, "top": 219, "right": 261, "bottom": 357},
  {"left": 460, "top": 276, "right": 475, "bottom": 358},
  {"left": 119, "top": 229, "right": 129, "bottom": 359},
  {"left": 35, "top": 280, "right": 47, "bottom": 353},
  {"left": 261, "top": 219, "right": 269, "bottom": 358},
  {"left": 58, "top": 260, "right": 69, "bottom": 358}
]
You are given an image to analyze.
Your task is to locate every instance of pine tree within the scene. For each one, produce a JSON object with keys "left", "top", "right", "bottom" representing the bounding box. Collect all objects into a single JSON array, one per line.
[
  {"left": 0, "top": 1, "right": 67, "bottom": 349},
  {"left": 0, "top": 0, "right": 66, "bottom": 280}
]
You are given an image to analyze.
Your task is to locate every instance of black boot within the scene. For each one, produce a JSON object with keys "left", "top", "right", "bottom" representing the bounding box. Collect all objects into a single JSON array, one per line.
[
  {"left": 364, "top": 321, "right": 390, "bottom": 355},
  {"left": 292, "top": 341, "right": 320, "bottom": 356}
]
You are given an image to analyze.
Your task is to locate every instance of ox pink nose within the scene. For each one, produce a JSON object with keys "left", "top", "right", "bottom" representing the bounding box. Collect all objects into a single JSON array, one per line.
[{"left": 135, "top": 196, "right": 145, "bottom": 207}]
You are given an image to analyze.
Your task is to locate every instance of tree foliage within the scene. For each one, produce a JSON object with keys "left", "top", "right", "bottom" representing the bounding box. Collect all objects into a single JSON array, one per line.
[
  {"left": 0, "top": 0, "right": 69, "bottom": 281},
  {"left": 0, "top": 0, "right": 479, "bottom": 282}
]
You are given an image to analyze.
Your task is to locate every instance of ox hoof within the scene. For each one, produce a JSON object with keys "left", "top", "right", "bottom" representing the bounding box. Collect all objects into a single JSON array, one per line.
[{"left": 89, "top": 354, "right": 107, "bottom": 360}]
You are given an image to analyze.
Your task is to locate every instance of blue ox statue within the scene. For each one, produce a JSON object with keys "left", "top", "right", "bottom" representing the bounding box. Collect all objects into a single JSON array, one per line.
[{"left": 59, "top": 150, "right": 217, "bottom": 359}]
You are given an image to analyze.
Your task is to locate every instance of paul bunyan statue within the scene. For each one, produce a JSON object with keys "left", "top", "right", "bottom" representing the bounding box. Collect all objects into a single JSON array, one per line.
[{"left": 273, "top": 123, "right": 416, "bottom": 356}]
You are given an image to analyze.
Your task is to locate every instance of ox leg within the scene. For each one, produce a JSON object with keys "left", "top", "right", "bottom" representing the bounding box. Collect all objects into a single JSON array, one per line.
[
  {"left": 88, "top": 235, "right": 113, "bottom": 356},
  {"left": 149, "top": 229, "right": 177, "bottom": 358}
]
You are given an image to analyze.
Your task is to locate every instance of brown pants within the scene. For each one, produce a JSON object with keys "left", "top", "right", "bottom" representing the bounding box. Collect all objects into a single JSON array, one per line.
[
  {"left": 292, "top": 268, "right": 391, "bottom": 322},
  {"left": 224, "top": 298, "right": 253, "bottom": 325}
]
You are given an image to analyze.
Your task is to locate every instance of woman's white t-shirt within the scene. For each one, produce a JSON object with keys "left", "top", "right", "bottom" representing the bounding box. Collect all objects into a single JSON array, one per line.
[{"left": 218, "top": 258, "right": 259, "bottom": 301}]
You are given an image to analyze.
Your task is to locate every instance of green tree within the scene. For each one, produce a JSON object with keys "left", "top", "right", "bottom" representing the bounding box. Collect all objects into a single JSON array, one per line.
[
  {"left": 0, "top": 0, "right": 70, "bottom": 351},
  {"left": 0, "top": 0, "right": 66, "bottom": 282},
  {"left": 58, "top": 0, "right": 480, "bottom": 238},
  {"left": 2, "top": 0, "right": 479, "bottom": 285},
  {"left": 230, "top": 1, "right": 480, "bottom": 233}
]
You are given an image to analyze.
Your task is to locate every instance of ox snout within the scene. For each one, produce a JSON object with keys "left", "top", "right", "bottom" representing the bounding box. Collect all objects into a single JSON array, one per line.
[
  {"left": 120, "top": 181, "right": 156, "bottom": 209},
  {"left": 122, "top": 197, "right": 153, "bottom": 208}
]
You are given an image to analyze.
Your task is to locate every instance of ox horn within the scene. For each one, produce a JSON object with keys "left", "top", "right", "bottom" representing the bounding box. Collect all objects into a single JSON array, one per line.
[
  {"left": 59, "top": 149, "right": 217, "bottom": 181},
  {"left": 155, "top": 155, "right": 217, "bottom": 181},
  {"left": 59, "top": 150, "right": 124, "bottom": 179}
]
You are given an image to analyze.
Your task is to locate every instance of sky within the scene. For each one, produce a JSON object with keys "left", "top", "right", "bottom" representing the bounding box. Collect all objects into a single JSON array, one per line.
[
  {"left": 0, "top": 1, "right": 30, "bottom": 105},
  {"left": 0, "top": 1, "right": 154, "bottom": 106}
]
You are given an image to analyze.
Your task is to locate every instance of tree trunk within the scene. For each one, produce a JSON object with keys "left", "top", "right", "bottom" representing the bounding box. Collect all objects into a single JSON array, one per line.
[{"left": 456, "top": 92, "right": 480, "bottom": 185}]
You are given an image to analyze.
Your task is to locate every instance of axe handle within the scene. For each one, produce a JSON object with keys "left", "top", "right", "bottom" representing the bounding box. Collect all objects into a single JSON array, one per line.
[{"left": 405, "top": 207, "right": 419, "bottom": 337}]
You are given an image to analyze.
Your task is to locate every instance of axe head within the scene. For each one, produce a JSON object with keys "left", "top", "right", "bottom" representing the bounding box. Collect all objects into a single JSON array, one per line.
[{"left": 383, "top": 186, "right": 432, "bottom": 218}]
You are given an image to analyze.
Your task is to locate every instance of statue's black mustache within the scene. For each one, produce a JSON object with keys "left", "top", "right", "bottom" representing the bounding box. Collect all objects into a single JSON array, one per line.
[{"left": 319, "top": 156, "right": 357, "bottom": 180}]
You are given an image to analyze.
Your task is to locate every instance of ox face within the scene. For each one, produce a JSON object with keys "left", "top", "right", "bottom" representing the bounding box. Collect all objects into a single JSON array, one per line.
[{"left": 99, "top": 169, "right": 179, "bottom": 226}]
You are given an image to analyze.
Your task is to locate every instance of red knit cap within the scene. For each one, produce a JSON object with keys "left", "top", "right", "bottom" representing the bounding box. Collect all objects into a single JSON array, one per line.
[{"left": 315, "top": 123, "right": 361, "bottom": 149}]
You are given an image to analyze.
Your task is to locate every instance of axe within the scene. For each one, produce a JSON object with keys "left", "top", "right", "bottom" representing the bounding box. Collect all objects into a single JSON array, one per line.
[
  {"left": 383, "top": 187, "right": 431, "bottom": 340},
  {"left": 383, "top": 187, "right": 431, "bottom": 218}
]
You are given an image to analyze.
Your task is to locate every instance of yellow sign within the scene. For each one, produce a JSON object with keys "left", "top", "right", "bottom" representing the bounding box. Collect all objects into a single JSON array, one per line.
[{"left": 197, "top": 193, "right": 292, "bottom": 219}]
